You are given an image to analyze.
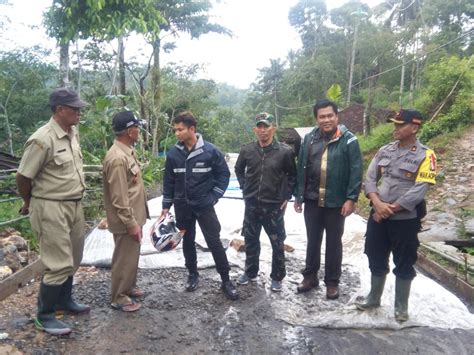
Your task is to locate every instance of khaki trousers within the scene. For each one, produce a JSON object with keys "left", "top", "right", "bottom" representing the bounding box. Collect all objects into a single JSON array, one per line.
[
  {"left": 29, "top": 197, "right": 85, "bottom": 285},
  {"left": 111, "top": 233, "right": 140, "bottom": 305}
]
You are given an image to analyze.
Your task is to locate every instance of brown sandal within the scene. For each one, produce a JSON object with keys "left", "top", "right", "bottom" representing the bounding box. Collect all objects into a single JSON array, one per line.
[{"left": 111, "top": 302, "right": 141, "bottom": 312}]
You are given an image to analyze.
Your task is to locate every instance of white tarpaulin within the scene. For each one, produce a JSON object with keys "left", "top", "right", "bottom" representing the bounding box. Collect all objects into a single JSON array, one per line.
[{"left": 82, "top": 158, "right": 474, "bottom": 329}]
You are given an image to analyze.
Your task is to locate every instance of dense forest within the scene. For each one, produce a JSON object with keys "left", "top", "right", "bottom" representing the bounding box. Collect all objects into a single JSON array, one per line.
[{"left": 0, "top": 0, "right": 473, "bottom": 161}]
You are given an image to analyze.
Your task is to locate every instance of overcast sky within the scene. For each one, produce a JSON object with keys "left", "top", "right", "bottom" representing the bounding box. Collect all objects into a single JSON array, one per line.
[{"left": 1, "top": 0, "right": 381, "bottom": 89}]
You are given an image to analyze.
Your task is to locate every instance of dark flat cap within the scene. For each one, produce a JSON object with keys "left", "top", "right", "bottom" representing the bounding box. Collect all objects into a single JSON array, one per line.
[{"left": 49, "top": 88, "right": 87, "bottom": 108}]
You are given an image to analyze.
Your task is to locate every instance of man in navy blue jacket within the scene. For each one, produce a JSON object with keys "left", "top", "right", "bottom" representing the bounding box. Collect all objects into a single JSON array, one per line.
[{"left": 160, "top": 111, "right": 239, "bottom": 300}]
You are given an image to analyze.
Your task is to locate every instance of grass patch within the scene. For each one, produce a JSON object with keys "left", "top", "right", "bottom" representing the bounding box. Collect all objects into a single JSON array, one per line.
[{"left": 357, "top": 123, "right": 393, "bottom": 153}]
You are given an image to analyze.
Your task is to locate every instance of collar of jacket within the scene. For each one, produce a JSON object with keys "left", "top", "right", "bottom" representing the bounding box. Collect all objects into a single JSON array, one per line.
[
  {"left": 175, "top": 133, "right": 204, "bottom": 151},
  {"left": 113, "top": 140, "right": 134, "bottom": 156},
  {"left": 388, "top": 138, "right": 423, "bottom": 156},
  {"left": 310, "top": 124, "right": 348, "bottom": 144},
  {"left": 254, "top": 138, "right": 280, "bottom": 150},
  {"left": 50, "top": 117, "right": 76, "bottom": 139}
]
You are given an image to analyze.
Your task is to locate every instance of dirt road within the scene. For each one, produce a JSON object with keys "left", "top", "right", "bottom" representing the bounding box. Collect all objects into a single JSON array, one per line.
[{"left": 1, "top": 266, "right": 473, "bottom": 354}]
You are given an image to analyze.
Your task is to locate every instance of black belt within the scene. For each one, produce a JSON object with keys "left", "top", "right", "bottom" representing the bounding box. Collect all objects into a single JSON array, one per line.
[{"left": 32, "top": 196, "right": 82, "bottom": 202}]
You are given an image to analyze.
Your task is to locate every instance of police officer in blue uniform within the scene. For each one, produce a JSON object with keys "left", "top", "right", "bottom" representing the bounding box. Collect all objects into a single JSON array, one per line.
[{"left": 356, "top": 109, "right": 437, "bottom": 322}]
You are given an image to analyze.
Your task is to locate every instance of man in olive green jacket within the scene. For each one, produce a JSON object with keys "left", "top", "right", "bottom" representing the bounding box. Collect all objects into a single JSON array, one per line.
[{"left": 294, "top": 99, "right": 362, "bottom": 299}]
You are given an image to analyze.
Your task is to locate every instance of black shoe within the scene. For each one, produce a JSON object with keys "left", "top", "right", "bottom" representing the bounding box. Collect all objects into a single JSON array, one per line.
[
  {"left": 186, "top": 273, "right": 199, "bottom": 292},
  {"left": 221, "top": 280, "right": 239, "bottom": 301}
]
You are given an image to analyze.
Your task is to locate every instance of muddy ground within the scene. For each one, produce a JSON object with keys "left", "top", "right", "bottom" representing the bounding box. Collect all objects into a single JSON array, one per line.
[{"left": 1, "top": 264, "right": 473, "bottom": 355}]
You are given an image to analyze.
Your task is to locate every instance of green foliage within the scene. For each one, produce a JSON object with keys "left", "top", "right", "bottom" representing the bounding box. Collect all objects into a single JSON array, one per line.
[
  {"left": 79, "top": 96, "right": 123, "bottom": 162},
  {"left": 416, "top": 56, "right": 474, "bottom": 143},
  {"left": 44, "top": 0, "right": 165, "bottom": 43},
  {"left": 326, "top": 84, "right": 343, "bottom": 104},
  {"left": 213, "top": 83, "right": 247, "bottom": 108},
  {"left": 357, "top": 123, "right": 393, "bottom": 153},
  {"left": 138, "top": 153, "right": 165, "bottom": 189},
  {"left": 155, "top": 0, "right": 231, "bottom": 38},
  {"left": 0, "top": 48, "right": 57, "bottom": 154}
]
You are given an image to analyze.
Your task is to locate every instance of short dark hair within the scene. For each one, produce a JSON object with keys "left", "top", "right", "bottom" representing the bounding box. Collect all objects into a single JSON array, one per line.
[
  {"left": 313, "top": 99, "right": 338, "bottom": 117},
  {"left": 173, "top": 111, "right": 197, "bottom": 128}
]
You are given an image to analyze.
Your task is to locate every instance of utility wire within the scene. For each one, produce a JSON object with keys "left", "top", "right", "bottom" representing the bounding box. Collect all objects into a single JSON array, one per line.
[
  {"left": 273, "top": 29, "right": 473, "bottom": 112},
  {"left": 350, "top": 29, "right": 473, "bottom": 89}
]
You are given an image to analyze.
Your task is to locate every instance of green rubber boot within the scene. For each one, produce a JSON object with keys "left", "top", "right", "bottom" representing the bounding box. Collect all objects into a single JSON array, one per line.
[
  {"left": 394, "top": 277, "right": 412, "bottom": 322},
  {"left": 57, "top": 276, "right": 91, "bottom": 314},
  {"left": 36, "top": 282, "right": 72, "bottom": 336},
  {"left": 355, "top": 275, "right": 386, "bottom": 311}
]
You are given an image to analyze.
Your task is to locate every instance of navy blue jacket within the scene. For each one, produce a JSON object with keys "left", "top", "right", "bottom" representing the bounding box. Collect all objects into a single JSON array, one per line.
[{"left": 162, "top": 134, "right": 230, "bottom": 210}]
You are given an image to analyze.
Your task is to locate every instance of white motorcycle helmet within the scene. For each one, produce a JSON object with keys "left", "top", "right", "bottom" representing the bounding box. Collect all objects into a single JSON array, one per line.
[{"left": 150, "top": 212, "right": 183, "bottom": 252}]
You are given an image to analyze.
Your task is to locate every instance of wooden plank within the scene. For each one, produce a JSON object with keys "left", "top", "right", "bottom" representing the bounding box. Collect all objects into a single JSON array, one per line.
[
  {"left": 0, "top": 259, "right": 45, "bottom": 301},
  {"left": 417, "top": 253, "right": 474, "bottom": 304}
]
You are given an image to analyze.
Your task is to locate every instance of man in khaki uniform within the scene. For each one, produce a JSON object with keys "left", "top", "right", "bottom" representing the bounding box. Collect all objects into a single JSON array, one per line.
[
  {"left": 103, "top": 111, "right": 148, "bottom": 312},
  {"left": 16, "top": 88, "right": 90, "bottom": 336}
]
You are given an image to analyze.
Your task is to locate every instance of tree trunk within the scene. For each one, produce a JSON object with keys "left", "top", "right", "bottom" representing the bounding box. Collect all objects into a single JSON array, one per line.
[
  {"left": 2, "top": 82, "right": 17, "bottom": 156},
  {"left": 409, "top": 60, "right": 416, "bottom": 106},
  {"left": 75, "top": 41, "right": 82, "bottom": 94},
  {"left": 363, "top": 70, "right": 378, "bottom": 136},
  {"left": 273, "top": 79, "right": 279, "bottom": 127},
  {"left": 346, "top": 23, "right": 359, "bottom": 107},
  {"left": 118, "top": 36, "right": 126, "bottom": 98},
  {"left": 399, "top": 46, "right": 406, "bottom": 107},
  {"left": 59, "top": 42, "right": 70, "bottom": 87},
  {"left": 151, "top": 38, "right": 162, "bottom": 156}
]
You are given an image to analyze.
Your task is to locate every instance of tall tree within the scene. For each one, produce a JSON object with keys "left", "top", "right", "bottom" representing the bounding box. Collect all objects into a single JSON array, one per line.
[
  {"left": 255, "top": 59, "right": 286, "bottom": 126},
  {"left": 289, "top": 0, "right": 328, "bottom": 58},
  {"left": 0, "top": 48, "right": 55, "bottom": 154},
  {"left": 374, "top": 0, "right": 423, "bottom": 105},
  {"left": 147, "top": 0, "right": 230, "bottom": 154},
  {"left": 43, "top": 0, "right": 164, "bottom": 89}
]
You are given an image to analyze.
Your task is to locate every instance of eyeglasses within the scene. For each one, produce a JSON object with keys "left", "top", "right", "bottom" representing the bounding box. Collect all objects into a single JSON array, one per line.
[{"left": 62, "top": 105, "right": 81, "bottom": 112}]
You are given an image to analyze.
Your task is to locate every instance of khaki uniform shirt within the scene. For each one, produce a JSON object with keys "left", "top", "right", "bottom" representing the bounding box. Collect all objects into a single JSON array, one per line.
[
  {"left": 103, "top": 141, "right": 148, "bottom": 234},
  {"left": 365, "top": 139, "right": 436, "bottom": 220},
  {"left": 18, "top": 117, "right": 85, "bottom": 200}
]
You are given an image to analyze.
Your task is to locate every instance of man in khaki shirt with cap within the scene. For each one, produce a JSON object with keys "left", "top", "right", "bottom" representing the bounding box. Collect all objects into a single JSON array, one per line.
[
  {"left": 16, "top": 87, "right": 90, "bottom": 336},
  {"left": 103, "top": 111, "right": 148, "bottom": 312}
]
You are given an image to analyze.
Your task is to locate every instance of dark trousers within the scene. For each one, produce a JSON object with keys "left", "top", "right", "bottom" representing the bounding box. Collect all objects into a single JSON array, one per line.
[
  {"left": 364, "top": 214, "right": 420, "bottom": 280},
  {"left": 242, "top": 200, "right": 287, "bottom": 281},
  {"left": 176, "top": 205, "right": 230, "bottom": 281},
  {"left": 302, "top": 201, "right": 345, "bottom": 286}
]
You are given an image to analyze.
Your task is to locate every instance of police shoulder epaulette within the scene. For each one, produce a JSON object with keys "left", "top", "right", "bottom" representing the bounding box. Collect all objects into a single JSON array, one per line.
[
  {"left": 418, "top": 142, "right": 429, "bottom": 151},
  {"left": 381, "top": 141, "right": 397, "bottom": 150}
]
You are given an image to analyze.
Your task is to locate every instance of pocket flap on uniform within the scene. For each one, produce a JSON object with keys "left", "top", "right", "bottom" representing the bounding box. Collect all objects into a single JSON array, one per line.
[
  {"left": 399, "top": 162, "right": 418, "bottom": 173},
  {"left": 54, "top": 153, "right": 73, "bottom": 166},
  {"left": 130, "top": 164, "right": 140, "bottom": 176}
]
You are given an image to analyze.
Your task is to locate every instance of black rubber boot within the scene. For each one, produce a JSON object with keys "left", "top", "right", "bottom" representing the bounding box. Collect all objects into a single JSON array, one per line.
[
  {"left": 57, "top": 276, "right": 91, "bottom": 314},
  {"left": 355, "top": 275, "right": 386, "bottom": 311},
  {"left": 394, "top": 277, "right": 411, "bottom": 322},
  {"left": 35, "top": 282, "right": 72, "bottom": 336}
]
